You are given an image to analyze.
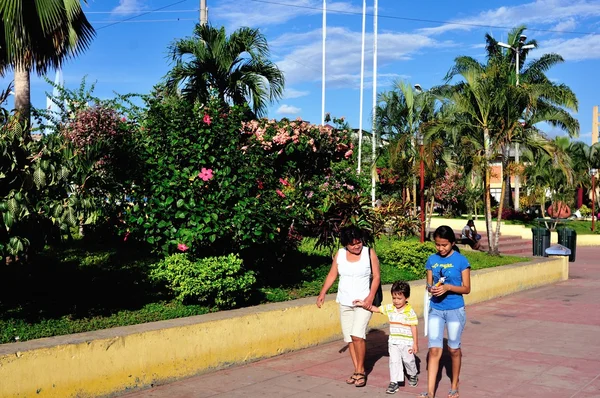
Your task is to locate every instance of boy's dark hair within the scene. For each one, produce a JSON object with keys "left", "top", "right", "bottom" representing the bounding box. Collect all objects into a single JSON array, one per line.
[
  {"left": 391, "top": 280, "right": 410, "bottom": 298},
  {"left": 340, "top": 226, "right": 366, "bottom": 246},
  {"left": 433, "top": 225, "right": 456, "bottom": 243}
]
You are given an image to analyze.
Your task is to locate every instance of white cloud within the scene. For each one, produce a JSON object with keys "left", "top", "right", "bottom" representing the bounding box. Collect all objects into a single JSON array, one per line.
[
  {"left": 111, "top": 0, "right": 147, "bottom": 16},
  {"left": 283, "top": 88, "right": 310, "bottom": 99},
  {"left": 277, "top": 104, "right": 302, "bottom": 115},
  {"left": 418, "top": 0, "right": 600, "bottom": 36},
  {"left": 274, "top": 26, "right": 446, "bottom": 87},
  {"left": 212, "top": 0, "right": 364, "bottom": 30},
  {"left": 541, "top": 34, "right": 600, "bottom": 60},
  {"left": 552, "top": 18, "right": 578, "bottom": 32}
]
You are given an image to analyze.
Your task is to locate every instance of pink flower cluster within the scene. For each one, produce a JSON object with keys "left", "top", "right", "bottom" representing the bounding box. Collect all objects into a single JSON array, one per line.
[{"left": 240, "top": 119, "right": 352, "bottom": 156}]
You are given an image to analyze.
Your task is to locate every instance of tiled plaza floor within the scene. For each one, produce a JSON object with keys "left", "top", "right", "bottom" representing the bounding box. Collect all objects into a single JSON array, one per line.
[{"left": 119, "top": 247, "right": 600, "bottom": 398}]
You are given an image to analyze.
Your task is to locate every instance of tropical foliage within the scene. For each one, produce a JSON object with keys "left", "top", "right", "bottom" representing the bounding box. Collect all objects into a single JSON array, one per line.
[
  {"left": 0, "top": 0, "right": 95, "bottom": 123},
  {"left": 165, "top": 24, "right": 285, "bottom": 117}
]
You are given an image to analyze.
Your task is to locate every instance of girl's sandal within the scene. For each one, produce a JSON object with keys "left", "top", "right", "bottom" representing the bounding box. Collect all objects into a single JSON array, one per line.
[
  {"left": 354, "top": 373, "right": 367, "bottom": 387},
  {"left": 345, "top": 373, "right": 359, "bottom": 384},
  {"left": 418, "top": 394, "right": 433, "bottom": 397},
  {"left": 448, "top": 390, "right": 459, "bottom": 398}
]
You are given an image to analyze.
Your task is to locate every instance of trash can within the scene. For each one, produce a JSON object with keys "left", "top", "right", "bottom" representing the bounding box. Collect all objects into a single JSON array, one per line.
[
  {"left": 532, "top": 227, "right": 550, "bottom": 257},
  {"left": 557, "top": 227, "right": 577, "bottom": 262}
]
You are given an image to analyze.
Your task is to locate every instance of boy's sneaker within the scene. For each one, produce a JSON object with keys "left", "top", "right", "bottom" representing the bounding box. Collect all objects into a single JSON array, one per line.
[
  {"left": 407, "top": 375, "right": 419, "bottom": 387},
  {"left": 386, "top": 382, "right": 400, "bottom": 394}
]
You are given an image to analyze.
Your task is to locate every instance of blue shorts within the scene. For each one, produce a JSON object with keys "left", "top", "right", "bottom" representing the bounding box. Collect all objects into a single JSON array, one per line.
[{"left": 428, "top": 307, "right": 466, "bottom": 349}]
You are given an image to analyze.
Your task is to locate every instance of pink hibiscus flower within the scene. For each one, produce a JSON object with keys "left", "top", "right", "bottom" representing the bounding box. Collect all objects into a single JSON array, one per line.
[
  {"left": 276, "top": 189, "right": 286, "bottom": 198},
  {"left": 198, "top": 168, "right": 214, "bottom": 181},
  {"left": 177, "top": 243, "right": 189, "bottom": 252},
  {"left": 203, "top": 114, "right": 212, "bottom": 125}
]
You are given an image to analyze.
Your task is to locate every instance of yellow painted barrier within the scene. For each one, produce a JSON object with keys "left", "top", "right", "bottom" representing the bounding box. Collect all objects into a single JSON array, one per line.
[{"left": 0, "top": 256, "right": 568, "bottom": 398}]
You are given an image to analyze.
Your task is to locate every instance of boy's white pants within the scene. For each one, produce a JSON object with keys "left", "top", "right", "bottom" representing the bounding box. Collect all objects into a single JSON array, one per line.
[{"left": 389, "top": 342, "right": 417, "bottom": 382}]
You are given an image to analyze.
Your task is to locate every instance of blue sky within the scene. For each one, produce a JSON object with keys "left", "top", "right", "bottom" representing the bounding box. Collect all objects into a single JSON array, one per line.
[{"left": 4, "top": 0, "right": 600, "bottom": 144}]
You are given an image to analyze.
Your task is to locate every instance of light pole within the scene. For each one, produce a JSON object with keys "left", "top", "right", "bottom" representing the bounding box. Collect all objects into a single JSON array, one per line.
[
  {"left": 414, "top": 84, "right": 425, "bottom": 242},
  {"left": 498, "top": 35, "right": 535, "bottom": 211},
  {"left": 592, "top": 168, "right": 598, "bottom": 232}
]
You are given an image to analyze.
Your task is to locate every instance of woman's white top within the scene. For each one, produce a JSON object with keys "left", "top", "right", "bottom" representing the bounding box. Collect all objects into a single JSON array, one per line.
[{"left": 336, "top": 247, "right": 371, "bottom": 306}]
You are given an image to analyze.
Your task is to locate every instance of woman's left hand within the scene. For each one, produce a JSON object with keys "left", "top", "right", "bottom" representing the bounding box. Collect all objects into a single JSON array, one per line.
[
  {"left": 362, "top": 296, "right": 373, "bottom": 308},
  {"left": 431, "top": 284, "right": 449, "bottom": 297}
]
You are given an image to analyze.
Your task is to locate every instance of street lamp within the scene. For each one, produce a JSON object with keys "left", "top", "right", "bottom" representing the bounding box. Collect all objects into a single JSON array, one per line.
[
  {"left": 414, "top": 84, "right": 425, "bottom": 242},
  {"left": 591, "top": 168, "right": 598, "bottom": 232},
  {"left": 497, "top": 35, "right": 535, "bottom": 211}
]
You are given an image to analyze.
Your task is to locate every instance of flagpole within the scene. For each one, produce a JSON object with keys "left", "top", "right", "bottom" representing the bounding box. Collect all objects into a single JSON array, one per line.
[
  {"left": 321, "top": 0, "right": 326, "bottom": 125},
  {"left": 371, "top": 0, "right": 378, "bottom": 206},
  {"left": 357, "top": 0, "right": 366, "bottom": 174}
]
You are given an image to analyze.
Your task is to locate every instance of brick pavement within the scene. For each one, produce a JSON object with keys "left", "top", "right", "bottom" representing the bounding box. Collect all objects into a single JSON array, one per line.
[{"left": 119, "top": 247, "right": 600, "bottom": 398}]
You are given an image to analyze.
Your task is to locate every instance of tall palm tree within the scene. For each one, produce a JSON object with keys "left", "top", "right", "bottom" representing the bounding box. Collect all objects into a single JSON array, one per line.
[
  {"left": 438, "top": 26, "right": 578, "bottom": 254},
  {"left": 0, "top": 0, "right": 95, "bottom": 126},
  {"left": 165, "top": 24, "right": 285, "bottom": 117},
  {"left": 376, "top": 80, "right": 435, "bottom": 210}
]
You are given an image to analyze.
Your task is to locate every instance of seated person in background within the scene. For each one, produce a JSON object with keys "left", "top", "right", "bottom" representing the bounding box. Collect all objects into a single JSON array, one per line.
[{"left": 461, "top": 219, "right": 481, "bottom": 250}]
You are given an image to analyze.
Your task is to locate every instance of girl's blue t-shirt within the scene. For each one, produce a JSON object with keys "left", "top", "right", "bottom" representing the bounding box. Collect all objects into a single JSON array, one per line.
[{"left": 426, "top": 251, "right": 471, "bottom": 310}]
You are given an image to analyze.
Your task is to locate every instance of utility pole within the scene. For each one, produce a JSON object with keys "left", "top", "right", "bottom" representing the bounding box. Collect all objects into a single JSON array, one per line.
[{"left": 200, "top": 0, "right": 208, "bottom": 25}]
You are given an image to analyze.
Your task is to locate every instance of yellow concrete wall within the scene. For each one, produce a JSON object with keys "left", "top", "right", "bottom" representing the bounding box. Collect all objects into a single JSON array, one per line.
[
  {"left": 429, "top": 218, "right": 600, "bottom": 246},
  {"left": 0, "top": 256, "right": 568, "bottom": 398}
]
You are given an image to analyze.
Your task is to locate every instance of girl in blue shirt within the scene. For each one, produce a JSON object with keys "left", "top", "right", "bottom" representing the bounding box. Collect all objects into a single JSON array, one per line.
[{"left": 420, "top": 226, "right": 471, "bottom": 398}]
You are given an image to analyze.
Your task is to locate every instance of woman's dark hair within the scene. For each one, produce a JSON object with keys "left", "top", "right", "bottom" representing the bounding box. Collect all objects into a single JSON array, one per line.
[
  {"left": 433, "top": 225, "right": 456, "bottom": 243},
  {"left": 391, "top": 280, "right": 411, "bottom": 298},
  {"left": 339, "top": 226, "right": 366, "bottom": 246}
]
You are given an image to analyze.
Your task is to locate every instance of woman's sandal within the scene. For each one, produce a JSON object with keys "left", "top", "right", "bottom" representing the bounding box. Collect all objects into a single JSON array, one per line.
[
  {"left": 448, "top": 389, "right": 459, "bottom": 398},
  {"left": 418, "top": 393, "right": 433, "bottom": 397},
  {"left": 354, "top": 372, "right": 367, "bottom": 387},
  {"left": 345, "top": 373, "right": 359, "bottom": 384}
]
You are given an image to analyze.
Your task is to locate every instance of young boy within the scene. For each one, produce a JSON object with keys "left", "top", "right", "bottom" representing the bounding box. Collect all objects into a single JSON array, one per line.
[{"left": 354, "top": 281, "right": 419, "bottom": 394}]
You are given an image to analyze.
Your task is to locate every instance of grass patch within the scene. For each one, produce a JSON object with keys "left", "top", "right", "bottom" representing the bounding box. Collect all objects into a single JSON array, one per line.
[{"left": 0, "top": 237, "right": 530, "bottom": 344}]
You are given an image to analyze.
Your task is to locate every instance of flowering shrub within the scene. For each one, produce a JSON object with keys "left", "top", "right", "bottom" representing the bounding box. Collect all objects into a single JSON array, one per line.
[
  {"left": 433, "top": 170, "right": 467, "bottom": 216},
  {"left": 126, "top": 94, "right": 361, "bottom": 265}
]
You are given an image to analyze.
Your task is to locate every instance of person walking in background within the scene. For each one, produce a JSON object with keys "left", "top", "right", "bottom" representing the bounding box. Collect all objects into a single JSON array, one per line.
[
  {"left": 461, "top": 219, "right": 481, "bottom": 250},
  {"left": 420, "top": 226, "right": 471, "bottom": 398},
  {"left": 316, "top": 226, "right": 381, "bottom": 388},
  {"left": 354, "top": 280, "right": 419, "bottom": 394}
]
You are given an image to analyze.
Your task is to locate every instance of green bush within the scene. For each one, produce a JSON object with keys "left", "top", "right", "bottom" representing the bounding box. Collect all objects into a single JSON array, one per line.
[
  {"left": 378, "top": 241, "right": 436, "bottom": 278},
  {"left": 578, "top": 204, "right": 591, "bottom": 218},
  {"left": 150, "top": 253, "right": 256, "bottom": 308}
]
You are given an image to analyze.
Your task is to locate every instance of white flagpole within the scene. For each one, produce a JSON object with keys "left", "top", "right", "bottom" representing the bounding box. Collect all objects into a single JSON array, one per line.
[
  {"left": 357, "top": 0, "right": 366, "bottom": 174},
  {"left": 371, "top": 0, "right": 378, "bottom": 206},
  {"left": 321, "top": 0, "right": 326, "bottom": 126}
]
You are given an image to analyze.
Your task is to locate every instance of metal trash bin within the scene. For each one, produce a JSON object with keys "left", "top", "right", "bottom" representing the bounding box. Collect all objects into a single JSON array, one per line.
[
  {"left": 557, "top": 227, "right": 577, "bottom": 262},
  {"left": 532, "top": 227, "right": 550, "bottom": 257}
]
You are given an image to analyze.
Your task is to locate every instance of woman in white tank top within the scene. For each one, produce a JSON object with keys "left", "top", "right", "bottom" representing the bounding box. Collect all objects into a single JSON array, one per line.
[{"left": 316, "top": 226, "right": 381, "bottom": 388}]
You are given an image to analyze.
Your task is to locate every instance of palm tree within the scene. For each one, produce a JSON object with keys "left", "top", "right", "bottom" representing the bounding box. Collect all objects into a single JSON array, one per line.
[
  {"left": 438, "top": 26, "right": 579, "bottom": 254},
  {"left": 376, "top": 80, "right": 435, "bottom": 210},
  {"left": 165, "top": 24, "right": 285, "bottom": 117},
  {"left": 0, "top": 0, "right": 95, "bottom": 126}
]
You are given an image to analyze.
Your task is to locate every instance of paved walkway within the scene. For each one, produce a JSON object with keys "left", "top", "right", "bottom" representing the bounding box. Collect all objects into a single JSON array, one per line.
[{"left": 120, "top": 247, "right": 600, "bottom": 398}]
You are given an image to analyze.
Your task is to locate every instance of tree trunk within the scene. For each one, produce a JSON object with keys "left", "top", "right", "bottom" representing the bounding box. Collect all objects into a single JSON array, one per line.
[
  {"left": 14, "top": 67, "right": 31, "bottom": 130},
  {"left": 483, "top": 127, "right": 496, "bottom": 254},
  {"left": 494, "top": 164, "right": 508, "bottom": 255},
  {"left": 502, "top": 145, "right": 512, "bottom": 210}
]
